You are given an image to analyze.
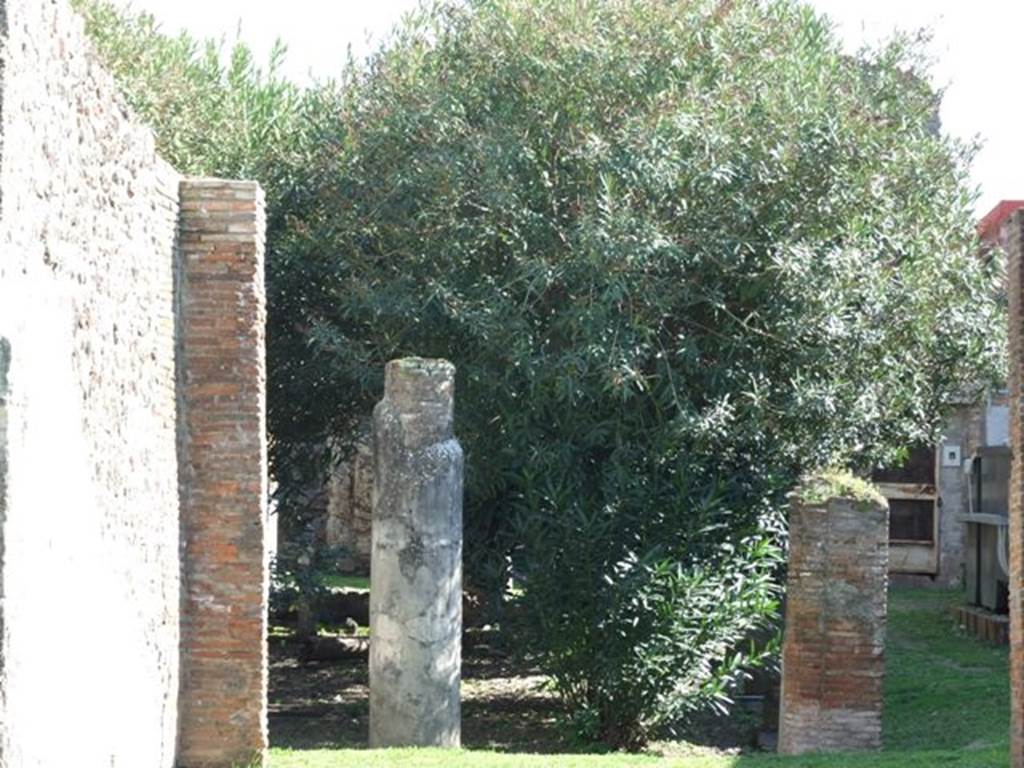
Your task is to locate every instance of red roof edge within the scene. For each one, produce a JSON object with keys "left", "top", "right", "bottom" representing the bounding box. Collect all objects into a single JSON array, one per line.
[{"left": 978, "top": 200, "right": 1024, "bottom": 243}]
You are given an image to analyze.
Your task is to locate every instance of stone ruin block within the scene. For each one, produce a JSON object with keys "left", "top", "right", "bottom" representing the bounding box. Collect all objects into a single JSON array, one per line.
[
  {"left": 325, "top": 439, "right": 374, "bottom": 572},
  {"left": 0, "top": 1, "right": 270, "bottom": 764}
]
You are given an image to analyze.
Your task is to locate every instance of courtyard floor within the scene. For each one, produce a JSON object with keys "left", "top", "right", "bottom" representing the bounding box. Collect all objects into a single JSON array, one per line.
[{"left": 269, "top": 588, "right": 1008, "bottom": 767}]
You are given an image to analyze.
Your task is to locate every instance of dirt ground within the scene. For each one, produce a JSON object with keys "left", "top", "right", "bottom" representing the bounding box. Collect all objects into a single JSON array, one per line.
[
  {"left": 269, "top": 631, "right": 575, "bottom": 754},
  {"left": 269, "top": 631, "right": 768, "bottom": 758}
]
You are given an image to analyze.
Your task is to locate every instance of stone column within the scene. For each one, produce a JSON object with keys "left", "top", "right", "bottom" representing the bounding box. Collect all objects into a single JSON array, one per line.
[
  {"left": 369, "top": 358, "right": 462, "bottom": 748},
  {"left": 778, "top": 477, "right": 889, "bottom": 755},
  {"left": 1007, "top": 210, "right": 1024, "bottom": 767},
  {"left": 177, "top": 179, "right": 269, "bottom": 768}
]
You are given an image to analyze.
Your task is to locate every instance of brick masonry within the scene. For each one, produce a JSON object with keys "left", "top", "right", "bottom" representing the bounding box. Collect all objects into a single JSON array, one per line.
[
  {"left": 0, "top": 1, "right": 269, "bottom": 765},
  {"left": 177, "top": 180, "right": 269, "bottom": 768},
  {"left": 1006, "top": 209, "right": 1024, "bottom": 767},
  {"left": 778, "top": 488, "right": 889, "bottom": 755}
]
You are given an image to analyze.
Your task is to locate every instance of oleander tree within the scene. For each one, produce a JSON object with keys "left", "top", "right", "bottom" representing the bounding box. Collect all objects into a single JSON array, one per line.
[{"left": 268, "top": 0, "right": 1002, "bottom": 746}]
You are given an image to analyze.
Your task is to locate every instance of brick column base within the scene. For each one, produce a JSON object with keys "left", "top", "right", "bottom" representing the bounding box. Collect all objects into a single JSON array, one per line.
[{"left": 778, "top": 480, "right": 889, "bottom": 755}]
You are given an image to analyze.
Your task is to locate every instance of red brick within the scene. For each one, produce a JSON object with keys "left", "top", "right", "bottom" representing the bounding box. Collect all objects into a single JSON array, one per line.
[
  {"left": 177, "top": 179, "right": 268, "bottom": 768},
  {"left": 778, "top": 492, "right": 888, "bottom": 755}
]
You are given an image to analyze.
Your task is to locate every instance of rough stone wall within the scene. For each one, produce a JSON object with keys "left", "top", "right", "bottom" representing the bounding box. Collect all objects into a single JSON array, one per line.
[
  {"left": 325, "top": 440, "right": 374, "bottom": 572},
  {"left": 0, "top": 338, "right": 9, "bottom": 748},
  {"left": 0, "top": 3, "right": 269, "bottom": 766},
  {"left": 0, "top": 0, "right": 183, "bottom": 764},
  {"left": 778, "top": 491, "right": 889, "bottom": 755},
  {"left": 1005, "top": 209, "right": 1024, "bottom": 767},
  {"left": 177, "top": 180, "right": 269, "bottom": 768}
]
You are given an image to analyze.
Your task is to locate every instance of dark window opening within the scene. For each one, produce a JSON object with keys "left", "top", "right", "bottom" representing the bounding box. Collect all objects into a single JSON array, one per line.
[{"left": 889, "top": 499, "right": 934, "bottom": 543}]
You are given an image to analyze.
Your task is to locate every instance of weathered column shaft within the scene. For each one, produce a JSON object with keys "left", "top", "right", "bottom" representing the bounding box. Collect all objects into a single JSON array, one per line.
[
  {"left": 1007, "top": 210, "right": 1024, "bottom": 767},
  {"left": 369, "top": 358, "right": 463, "bottom": 748},
  {"left": 778, "top": 480, "right": 889, "bottom": 755},
  {"left": 177, "top": 179, "right": 269, "bottom": 768}
]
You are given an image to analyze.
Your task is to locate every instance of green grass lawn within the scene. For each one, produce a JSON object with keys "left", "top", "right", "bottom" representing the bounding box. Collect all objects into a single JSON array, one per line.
[
  {"left": 321, "top": 574, "right": 370, "bottom": 592},
  {"left": 270, "top": 589, "right": 1009, "bottom": 767}
]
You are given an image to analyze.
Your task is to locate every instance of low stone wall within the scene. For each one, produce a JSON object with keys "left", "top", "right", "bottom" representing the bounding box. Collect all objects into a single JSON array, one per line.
[{"left": 778, "top": 482, "right": 889, "bottom": 755}]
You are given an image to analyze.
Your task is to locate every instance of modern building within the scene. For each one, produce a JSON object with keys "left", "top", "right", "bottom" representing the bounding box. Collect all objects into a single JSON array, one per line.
[{"left": 879, "top": 201, "right": 1019, "bottom": 620}]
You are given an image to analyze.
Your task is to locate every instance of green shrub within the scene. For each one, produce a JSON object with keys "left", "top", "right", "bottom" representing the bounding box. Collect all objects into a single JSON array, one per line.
[
  {"left": 268, "top": 0, "right": 1001, "bottom": 745},
  {"left": 514, "top": 512, "right": 782, "bottom": 748},
  {"left": 797, "top": 469, "right": 886, "bottom": 506},
  {"left": 73, "top": 0, "right": 310, "bottom": 191}
]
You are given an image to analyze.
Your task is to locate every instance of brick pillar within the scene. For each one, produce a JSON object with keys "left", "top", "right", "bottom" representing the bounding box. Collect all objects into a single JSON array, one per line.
[
  {"left": 177, "top": 180, "right": 268, "bottom": 768},
  {"left": 1007, "top": 210, "right": 1024, "bottom": 767},
  {"left": 778, "top": 481, "right": 889, "bottom": 755}
]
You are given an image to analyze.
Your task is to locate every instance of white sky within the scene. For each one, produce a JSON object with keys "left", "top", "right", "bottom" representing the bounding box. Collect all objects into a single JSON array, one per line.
[{"left": 125, "top": 0, "right": 1024, "bottom": 216}]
